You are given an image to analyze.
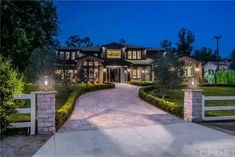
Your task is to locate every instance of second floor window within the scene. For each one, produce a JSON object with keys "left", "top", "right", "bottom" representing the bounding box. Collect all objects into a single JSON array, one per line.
[
  {"left": 60, "top": 52, "right": 64, "bottom": 60},
  {"left": 127, "top": 50, "right": 142, "bottom": 59},
  {"left": 71, "top": 52, "right": 76, "bottom": 60},
  {"left": 107, "top": 49, "right": 121, "bottom": 58},
  {"left": 66, "top": 52, "right": 70, "bottom": 60}
]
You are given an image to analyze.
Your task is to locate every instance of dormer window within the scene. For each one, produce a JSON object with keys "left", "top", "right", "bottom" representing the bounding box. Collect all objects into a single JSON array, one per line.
[
  {"left": 107, "top": 49, "right": 121, "bottom": 58},
  {"left": 60, "top": 52, "right": 64, "bottom": 60},
  {"left": 66, "top": 52, "right": 70, "bottom": 60},
  {"left": 127, "top": 50, "right": 142, "bottom": 59}
]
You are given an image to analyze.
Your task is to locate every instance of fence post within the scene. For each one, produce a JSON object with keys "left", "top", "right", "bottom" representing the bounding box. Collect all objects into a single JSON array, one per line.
[
  {"left": 30, "top": 93, "right": 36, "bottom": 135},
  {"left": 33, "top": 91, "right": 56, "bottom": 134},
  {"left": 182, "top": 89, "right": 203, "bottom": 122}
]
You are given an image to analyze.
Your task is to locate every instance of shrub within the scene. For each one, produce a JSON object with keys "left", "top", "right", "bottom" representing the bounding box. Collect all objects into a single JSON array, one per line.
[
  {"left": 139, "top": 86, "right": 183, "bottom": 117},
  {"left": 0, "top": 56, "right": 24, "bottom": 129},
  {"left": 129, "top": 81, "right": 153, "bottom": 86},
  {"left": 56, "top": 83, "right": 115, "bottom": 129},
  {"left": 199, "top": 83, "right": 235, "bottom": 87},
  {"left": 215, "top": 70, "right": 235, "bottom": 84}
]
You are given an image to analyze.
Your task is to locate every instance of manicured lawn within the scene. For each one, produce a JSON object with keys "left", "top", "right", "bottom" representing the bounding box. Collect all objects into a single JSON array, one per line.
[{"left": 148, "top": 86, "right": 235, "bottom": 117}]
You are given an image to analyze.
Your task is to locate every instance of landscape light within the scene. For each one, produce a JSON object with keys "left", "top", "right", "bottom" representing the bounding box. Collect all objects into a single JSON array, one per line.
[{"left": 44, "top": 76, "right": 48, "bottom": 87}]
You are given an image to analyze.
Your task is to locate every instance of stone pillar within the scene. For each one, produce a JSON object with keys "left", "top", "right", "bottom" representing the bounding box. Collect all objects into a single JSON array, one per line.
[
  {"left": 183, "top": 89, "right": 203, "bottom": 122},
  {"left": 34, "top": 91, "right": 56, "bottom": 134}
]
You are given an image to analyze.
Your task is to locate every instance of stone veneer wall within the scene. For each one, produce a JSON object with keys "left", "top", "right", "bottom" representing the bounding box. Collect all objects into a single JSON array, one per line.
[
  {"left": 35, "top": 91, "right": 56, "bottom": 134},
  {"left": 183, "top": 89, "right": 203, "bottom": 122}
]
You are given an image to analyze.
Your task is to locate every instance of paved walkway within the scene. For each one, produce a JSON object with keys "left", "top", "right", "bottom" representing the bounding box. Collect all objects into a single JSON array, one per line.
[
  {"left": 59, "top": 84, "right": 183, "bottom": 132},
  {"left": 33, "top": 84, "right": 235, "bottom": 157}
]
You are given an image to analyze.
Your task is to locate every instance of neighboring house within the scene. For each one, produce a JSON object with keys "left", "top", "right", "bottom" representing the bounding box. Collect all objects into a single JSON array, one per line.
[
  {"left": 55, "top": 42, "right": 164, "bottom": 83},
  {"left": 203, "top": 61, "right": 231, "bottom": 78},
  {"left": 178, "top": 55, "right": 203, "bottom": 82}
]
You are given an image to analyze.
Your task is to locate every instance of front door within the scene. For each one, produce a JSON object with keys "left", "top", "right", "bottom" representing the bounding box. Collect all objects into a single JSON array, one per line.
[{"left": 107, "top": 67, "right": 120, "bottom": 82}]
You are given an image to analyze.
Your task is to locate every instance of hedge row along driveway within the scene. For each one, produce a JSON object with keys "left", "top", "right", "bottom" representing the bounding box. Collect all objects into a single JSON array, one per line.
[{"left": 58, "top": 84, "right": 183, "bottom": 132}]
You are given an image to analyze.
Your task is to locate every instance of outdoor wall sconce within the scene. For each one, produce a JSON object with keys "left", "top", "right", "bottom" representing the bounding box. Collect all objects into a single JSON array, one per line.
[
  {"left": 124, "top": 70, "right": 127, "bottom": 73},
  {"left": 142, "top": 70, "right": 145, "bottom": 73},
  {"left": 103, "top": 69, "right": 106, "bottom": 72},
  {"left": 195, "top": 67, "right": 200, "bottom": 72},
  {"left": 127, "top": 69, "right": 131, "bottom": 72}
]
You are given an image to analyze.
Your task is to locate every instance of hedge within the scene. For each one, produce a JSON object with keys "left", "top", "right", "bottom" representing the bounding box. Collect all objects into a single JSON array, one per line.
[
  {"left": 199, "top": 83, "right": 235, "bottom": 87},
  {"left": 215, "top": 70, "right": 235, "bottom": 84},
  {"left": 139, "top": 86, "right": 183, "bottom": 117},
  {"left": 56, "top": 83, "right": 115, "bottom": 129},
  {"left": 129, "top": 81, "right": 153, "bottom": 86}
]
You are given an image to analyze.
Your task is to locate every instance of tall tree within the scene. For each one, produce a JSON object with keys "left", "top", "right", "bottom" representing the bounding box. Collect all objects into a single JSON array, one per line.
[
  {"left": 176, "top": 28, "right": 195, "bottom": 56},
  {"left": 119, "top": 38, "right": 126, "bottom": 44},
  {"left": 193, "top": 47, "right": 217, "bottom": 63},
  {"left": 230, "top": 49, "right": 235, "bottom": 70},
  {"left": 66, "top": 35, "right": 93, "bottom": 47},
  {"left": 160, "top": 39, "right": 173, "bottom": 52},
  {"left": 152, "top": 52, "right": 182, "bottom": 98},
  {"left": 1, "top": 0, "right": 58, "bottom": 72}
]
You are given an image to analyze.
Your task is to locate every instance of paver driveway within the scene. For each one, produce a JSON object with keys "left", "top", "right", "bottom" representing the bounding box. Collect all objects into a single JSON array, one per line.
[
  {"left": 59, "top": 83, "right": 183, "bottom": 132},
  {"left": 34, "top": 84, "right": 235, "bottom": 157}
]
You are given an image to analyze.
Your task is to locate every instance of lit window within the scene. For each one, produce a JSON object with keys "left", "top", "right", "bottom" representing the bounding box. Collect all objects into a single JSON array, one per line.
[
  {"left": 66, "top": 52, "right": 70, "bottom": 60},
  {"left": 184, "top": 66, "right": 193, "bottom": 77},
  {"left": 137, "top": 51, "right": 141, "bottom": 59},
  {"left": 94, "top": 62, "right": 98, "bottom": 66},
  {"left": 60, "top": 52, "right": 64, "bottom": 60},
  {"left": 71, "top": 52, "right": 76, "bottom": 60},
  {"left": 128, "top": 51, "right": 132, "bottom": 59},
  {"left": 132, "top": 51, "right": 137, "bottom": 59},
  {"left": 83, "top": 61, "right": 87, "bottom": 66},
  {"left": 107, "top": 49, "right": 121, "bottom": 58},
  {"left": 132, "top": 69, "right": 137, "bottom": 78},
  {"left": 89, "top": 62, "right": 93, "bottom": 66},
  {"left": 137, "top": 69, "right": 141, "bottom": 78}
]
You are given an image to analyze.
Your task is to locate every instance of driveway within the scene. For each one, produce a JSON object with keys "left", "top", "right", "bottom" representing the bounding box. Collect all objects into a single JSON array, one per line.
[
  {"left": 59, "top": 84, "right": 183, "bottom": 132},
  {"left": 33, "top": 84, "right": 235, "bottom": 157}
]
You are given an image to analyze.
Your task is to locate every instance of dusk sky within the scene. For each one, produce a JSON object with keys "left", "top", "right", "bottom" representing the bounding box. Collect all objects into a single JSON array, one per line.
[{"left": 55, "top": 1, "right": 235, "bottom": 57}]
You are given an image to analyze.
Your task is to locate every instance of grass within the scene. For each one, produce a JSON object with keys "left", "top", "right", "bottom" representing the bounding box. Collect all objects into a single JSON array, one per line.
[{"left": 148, "top": 86, "right": 235, "bottom": 117}]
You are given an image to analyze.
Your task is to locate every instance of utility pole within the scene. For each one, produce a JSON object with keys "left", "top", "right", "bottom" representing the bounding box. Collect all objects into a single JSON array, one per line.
[{"left": 213, "top": 35, "right": 222, "bottom": 71}]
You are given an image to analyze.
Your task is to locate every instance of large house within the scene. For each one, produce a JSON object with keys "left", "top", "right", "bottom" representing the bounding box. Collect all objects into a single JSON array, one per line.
[
  {"left": 55, "top": 42, "right": 203, "bottom": 84},
  {"left": 55, "top": 42, "right": 164, "bottom": 83}
]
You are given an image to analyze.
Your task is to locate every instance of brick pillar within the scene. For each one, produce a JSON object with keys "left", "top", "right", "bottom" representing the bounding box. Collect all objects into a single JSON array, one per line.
[
  {"left": 34, "top": 91, "right": 56, "bottom": 134},
  {"left": 183, "top": 89, "right": 203, "bottom": 122}
]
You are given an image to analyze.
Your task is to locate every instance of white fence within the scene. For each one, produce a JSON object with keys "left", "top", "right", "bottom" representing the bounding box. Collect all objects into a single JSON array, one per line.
[
  {"left": 10, "top": 93, "right": 36, "bottom": 135},
  {"left": 202, "top": 95, "right": 235, "bottom": 121}
]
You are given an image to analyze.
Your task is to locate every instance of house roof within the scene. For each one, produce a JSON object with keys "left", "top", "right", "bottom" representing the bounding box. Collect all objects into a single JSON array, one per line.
[
  {"left": 76, "top": 55, "right": 104, "bottom": 62},
  {"left": 205, "top": 61, "right": 231, "bottom": 67},
  {"left": 102, "top": 42, "right": 147, "bottom": 49},
  {"left": 59, "top": 46, "right": 101, "bottom": 52}
]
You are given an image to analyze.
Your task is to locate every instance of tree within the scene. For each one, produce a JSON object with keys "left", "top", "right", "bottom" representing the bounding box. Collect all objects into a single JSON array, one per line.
[
  {"left": 0, "top": 56, "right": 24, "bottom": 129},
  {"left": 1, "top": 1, "right": 58, "bottom": 72},
  {"left": 152, "top": 52, "right": 182, "bottom": 98},
  {"left": 193, "top": 47, "right": 217, "bottom": 63},
  {"left": 66, "top": 35, "right": 93, "bottom": 47},
  {"left": 160, "top": 39, "right": 173, "bottom": 52},
  {"left": 119, "top": 38, "right": 126, "bottom": 44},
  {"left": 176, "top": 28, "right": 195, "bottom": 56},
  {"left": 230, "top": 49, "right": 235, "bottom": 70},
  {"left": 24, "top": 39, "right": 61, "bottom": 82}
]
